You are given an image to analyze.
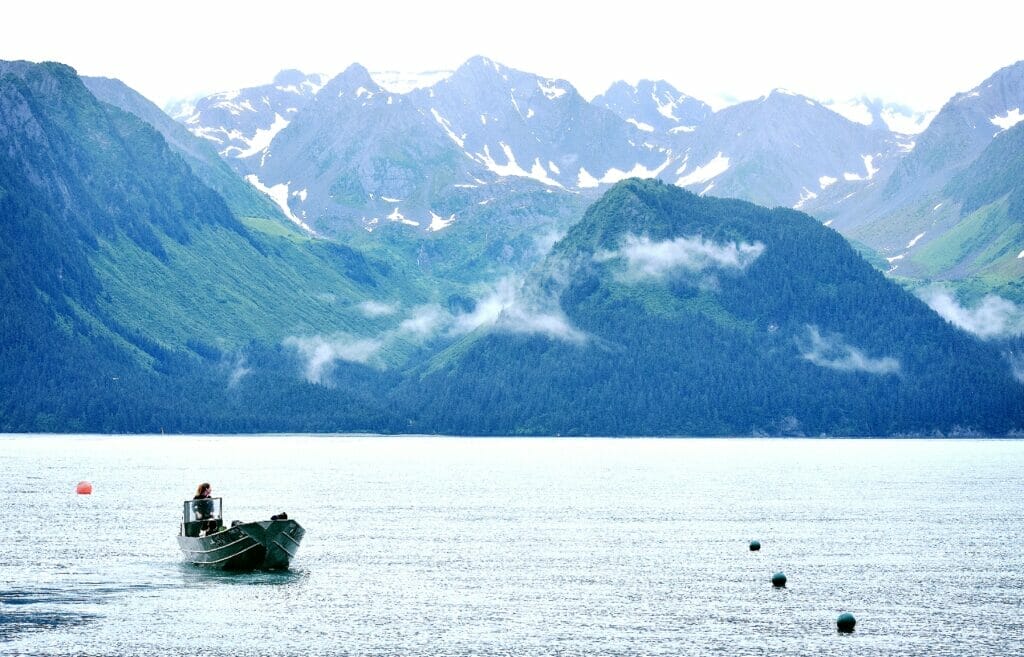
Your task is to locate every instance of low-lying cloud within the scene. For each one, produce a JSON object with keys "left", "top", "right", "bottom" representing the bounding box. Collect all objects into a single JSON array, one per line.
[
  {"left": 357, "top": 300, "right": 398, "bottom": 318},
  {"left": 918, "top": 287, "right": 1024, "bottom": 339},
  {"left": 450, "top": 277, "right": 586, "bottom": 343},
  {"left": 283, "top": 335, "right": 383, "bottom": 384},
  {"left": 287, "top": 277, "right": 586, "bottom": 384},
  {"left": 398, "top": 304, "right": 449, "bottom": 338},
  {"left": 227, "top": 353, "right": 251, "bottom": 388},
  {"left": 533, "top": 229, "right": 566, "bottom": 257},
  {"left": 596, "top": 233, "right": 765, "bottom": 280},
  {"left": 798, "top": 325, "right": 900, "bottom": 375}
]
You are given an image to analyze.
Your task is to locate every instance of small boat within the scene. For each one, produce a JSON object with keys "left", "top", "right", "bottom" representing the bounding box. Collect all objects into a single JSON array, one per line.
[{"left": 177, "top": 497, "right": 305, "bottom": 570}]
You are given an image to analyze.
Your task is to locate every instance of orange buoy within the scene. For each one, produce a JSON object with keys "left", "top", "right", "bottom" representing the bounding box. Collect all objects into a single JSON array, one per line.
[{"left": 76, "top": 481, "right": 93, "bottom": 495}]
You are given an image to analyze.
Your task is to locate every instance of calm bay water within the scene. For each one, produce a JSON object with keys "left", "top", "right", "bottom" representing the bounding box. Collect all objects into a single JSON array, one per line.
[{"left": 0, "top": 436, "right": 1022, "bottom": 656}]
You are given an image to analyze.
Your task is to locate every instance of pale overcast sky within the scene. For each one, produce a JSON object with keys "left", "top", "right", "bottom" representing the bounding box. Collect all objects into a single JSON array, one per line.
[{"left": 3, "top": 1, "right": 1022, "bottom": 111}]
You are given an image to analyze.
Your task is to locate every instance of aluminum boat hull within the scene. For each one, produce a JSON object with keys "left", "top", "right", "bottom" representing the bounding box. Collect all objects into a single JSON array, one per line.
[{"left": 177, "top": 519, "right": 304, "bottom": 570}]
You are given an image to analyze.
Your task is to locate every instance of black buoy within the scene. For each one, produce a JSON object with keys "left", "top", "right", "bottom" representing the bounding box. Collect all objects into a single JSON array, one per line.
[
  {"left": 749, "top": 540, "right": 761, "bottom": 551},
  {"left": 771, "top": 571, "right": 787, "bottom": 587},
  {"left": 837, "top": 612, "right": 856, "bottom": 633}
]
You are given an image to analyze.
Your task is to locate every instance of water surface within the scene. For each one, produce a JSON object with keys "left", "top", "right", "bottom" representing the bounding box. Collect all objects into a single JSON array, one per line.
[{"left": 1, "top": 436, "right": 1021, "bottom": 656}]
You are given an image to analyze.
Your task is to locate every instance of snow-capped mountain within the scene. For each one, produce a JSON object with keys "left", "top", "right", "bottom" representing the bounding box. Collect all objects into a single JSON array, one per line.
[
  {"left": 812, "top": 59, "right": 1024, "bottom": 286},
  {"left": 177, "top": 55, "right": 1024, "bottom": 271},
  {"left": 663, "top": 89, "right": 903, "bottom": 210},
  {"left": 884, "top": 60, "right": 1024, "bottom": 201},
  {"left": 175, "top": 57, "right": 925, "bottom": 229},
  {"left": 819, "top": 59, "right": 1024, "bottom": 245},
  {"left": 410, "top": 56, "right": 673, "bottom": 190},
  {"left": 245, "top": 63, "right": 499, "bottom": 234},
  {"left": 593, "top": 80, "right": 712, "bottom": 136},
  {"left": 224, "top": 57, "right": 691, "bottom": 236},
  {"left": 180, "top": 69, "right": 327, "bottom": 163}
]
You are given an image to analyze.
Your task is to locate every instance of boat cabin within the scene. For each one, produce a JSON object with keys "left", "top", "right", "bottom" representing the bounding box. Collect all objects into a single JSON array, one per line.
[{"left": 181, "top": 497, "right": 223, "bottom": 537}]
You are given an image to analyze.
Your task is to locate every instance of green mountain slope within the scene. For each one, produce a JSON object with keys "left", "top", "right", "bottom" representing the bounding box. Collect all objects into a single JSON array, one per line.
[
  {"left": 403, "top": 179, "right": 1023, "bottom": 436},
  {"left": 0, "top": 61, "right": 420, "bottom": 431},
  {"left": 81, "top": 75, "right": 288, "bottom": 224},
  {"left": 881, "top": 121, "right": 1024, "bottom": 303}
]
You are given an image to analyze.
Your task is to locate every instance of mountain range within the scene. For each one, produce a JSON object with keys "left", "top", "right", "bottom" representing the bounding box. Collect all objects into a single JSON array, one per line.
[
  {"left": 0, "top": 57, "right": 1021, "bottom": 433},
  {"left": 175, "top": 56, "right": 1024, "bottom": 305}
]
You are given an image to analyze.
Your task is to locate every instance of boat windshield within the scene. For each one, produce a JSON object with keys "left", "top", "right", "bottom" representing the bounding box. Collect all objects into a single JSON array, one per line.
[{"left": 183, "top": 497, "right": 222, "bottom": 523}]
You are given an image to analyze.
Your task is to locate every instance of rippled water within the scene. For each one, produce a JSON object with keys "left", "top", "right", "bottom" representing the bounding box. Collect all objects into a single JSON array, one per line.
[{"left": 1, "top": 436, "right": 1022, "bottom": 656}]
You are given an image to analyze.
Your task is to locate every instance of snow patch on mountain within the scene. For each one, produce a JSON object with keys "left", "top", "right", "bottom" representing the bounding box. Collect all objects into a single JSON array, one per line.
[
  {"left": 669, "top": 125, "right": 696, "bottom": 134},
  {"left": 187, "top": 125, "right": 224, "bottom": 144},
  {"left": 213, "top": 98, "right": 256, "bottom": 116},
  {"left": 843, "top": 155, "right": 879, "bottom": 181},
  {"left": 538, "top": 80, "right": 567, "bottom": 100},
  {"left": 231, "top": 113, "right": 289, "bottom": 159},
  {"left": 906, "top": 232, "right": 926, "bottom": 249},
  {"left": 245, "top": 175, "right": 314, "bottom": 234},
  {"left": 676, "top": 153, "right": 730, "bottom": 187},
  {"left": 654, "top": 94, "right": 679, "bottom": 120},
  {"left": 388, "top": 207, "right": 420, "bottom": 227},
  {"left": 431, "top": 109, "right": 465, "bottom": 148},
  {"left": 303, "top": 75, "right": 328, "bottom": 94},
  {"left": 819, "top": 175, "right": 838, "bottom": 189},
  {"left": 577, "top": 167, "right": 600, "bottom": 189},
  {"left": 627, "top": 118, "right": 655, "bottom": 132},
  {"left": 794, "top": 187, "right": 818, "bottom": 209},
  {"left": 991, "top": 108, "right": 1024, "bottom": 131},
  {"left": 598, "top": 158, "right": 673, "bottom": 185},
  {"left": 863, "top": 154, "right": 879, "bottom": 179},
  {"left": 477, "top": 143, "right": 562, "bottom": 188},
  {"left": 428, "top": 211, "right": 456, "bottom": 232},
  {"left": 529, "top": 159, "right": 564, "bottom": 188}
]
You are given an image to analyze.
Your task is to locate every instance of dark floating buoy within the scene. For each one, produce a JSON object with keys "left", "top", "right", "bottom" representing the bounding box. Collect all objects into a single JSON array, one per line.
[
  {"left": 749, "top": 540, "right": 761, "bottom": 551},
  {"left": 76, "top": 481, "right": 93, "bottom": 495},
  {"left": 771, "top": 571, "right": 787, "bottom": 587},
  {"left": 837, "top": 612, "right": 856, "bottom": 633}
]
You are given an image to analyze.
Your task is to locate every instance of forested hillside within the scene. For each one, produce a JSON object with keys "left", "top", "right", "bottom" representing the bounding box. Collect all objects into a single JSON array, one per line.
[{"left": 403, "top": 180, "right": 1023, "bottom": 435}]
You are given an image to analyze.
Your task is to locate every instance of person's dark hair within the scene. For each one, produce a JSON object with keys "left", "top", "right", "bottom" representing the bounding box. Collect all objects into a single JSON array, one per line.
[{"left": 193, "top": 482, "right": 214, "bottom": 524}]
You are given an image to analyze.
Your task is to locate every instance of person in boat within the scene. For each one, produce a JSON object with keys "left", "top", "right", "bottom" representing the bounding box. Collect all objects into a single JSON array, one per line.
[{"left": 193, "top": 482, "right": 216, "bottom": 534}]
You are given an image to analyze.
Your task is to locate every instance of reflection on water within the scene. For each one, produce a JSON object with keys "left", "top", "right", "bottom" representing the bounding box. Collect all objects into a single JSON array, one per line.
[{"left": 0, "top": 436, "right": 1022, "bottom": 656}]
